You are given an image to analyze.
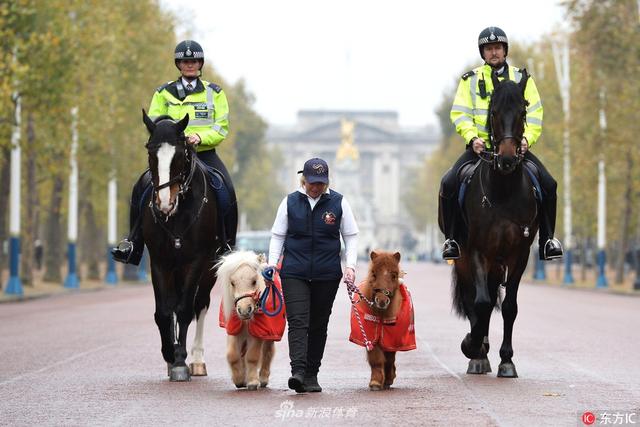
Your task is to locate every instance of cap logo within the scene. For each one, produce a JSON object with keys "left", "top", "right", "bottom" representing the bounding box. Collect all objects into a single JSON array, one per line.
[
  {"left": 489, "top": 33, "right": 496, "bottom": 41},
  {"left": 312, "top": 163, "right": 326, "bottom": 174},
  {"left": 186, "top": 48, "right": 192, "bottom": 57}
]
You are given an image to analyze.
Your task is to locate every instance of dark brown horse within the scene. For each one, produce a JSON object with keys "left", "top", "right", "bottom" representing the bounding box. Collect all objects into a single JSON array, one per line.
[
  {"left": 449, "top": 76, "right": 538, "bottom": 378},
  {"left": 141, "top": 110, "right": 220, "bottom": 381}
]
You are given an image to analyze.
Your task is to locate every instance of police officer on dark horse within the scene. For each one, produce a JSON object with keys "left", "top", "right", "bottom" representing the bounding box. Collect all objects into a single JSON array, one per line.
[
  {"left": 439, "top": 26, "right": 563, "bottom": 262},
  {"left": 112, "top": 40, "right": 237, "bottom": 265}
]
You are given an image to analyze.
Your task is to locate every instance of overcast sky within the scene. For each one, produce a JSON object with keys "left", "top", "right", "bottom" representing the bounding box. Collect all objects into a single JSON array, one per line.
[{"left": 160, "top": 0, "right": 566, "bottom": 127}]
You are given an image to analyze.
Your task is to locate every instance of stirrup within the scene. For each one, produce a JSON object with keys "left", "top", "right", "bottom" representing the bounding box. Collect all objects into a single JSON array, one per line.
[
  {"left": 111, "top": 239, "right": 134, "bottom": 263},
  {"left": 542, "top": 238, "right": 563, "bottom": 260},
  {"left": 442, "top": 239, "right": 460, "bottom": 260}
]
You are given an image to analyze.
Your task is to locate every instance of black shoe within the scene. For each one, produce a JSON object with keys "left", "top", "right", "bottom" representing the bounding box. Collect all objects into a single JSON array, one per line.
[
  {"left": 111, "top": 239, "right": 134, "bottom": 264},
  {"left": 288, "top": 373, "right": 306, "bottom": 393},
  {"left": 303, "top": 375, "right": 322, "bottom": 392},
  {"left": 541, "top": 238, "right": 563, "bottom": 261},
  {"left": 442, "top": 239, "right": 460, "bottom": 260}
]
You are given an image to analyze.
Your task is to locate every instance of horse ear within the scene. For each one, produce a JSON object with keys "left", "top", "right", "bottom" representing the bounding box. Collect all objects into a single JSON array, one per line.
[
  {"left": 177, "top": 113, "right": 189, "bottom": 134},
  {"left": 518, "top": 68, "right": 530, "bottom": 95},
  {"left": 370, "top": 250, "right": 378, "bottom": 261},
  {"left": 142, "top": 109, "right": 155, "bottom": 135},
  {"left": 490, "top": 72, "right": 501, "bottom": 91},
  {"left": 393, "top": 252, "right": 401, "bottom": 262}
]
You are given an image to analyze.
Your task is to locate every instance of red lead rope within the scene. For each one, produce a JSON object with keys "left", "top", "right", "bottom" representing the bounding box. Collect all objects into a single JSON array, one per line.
[{"left": 345, "top": 279, "right": 374, "bottom": 351}]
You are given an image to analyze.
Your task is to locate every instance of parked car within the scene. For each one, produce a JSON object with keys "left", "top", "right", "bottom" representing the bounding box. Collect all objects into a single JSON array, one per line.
[{"left": 235, "top": 230, "right": 272, "bottom": 256}]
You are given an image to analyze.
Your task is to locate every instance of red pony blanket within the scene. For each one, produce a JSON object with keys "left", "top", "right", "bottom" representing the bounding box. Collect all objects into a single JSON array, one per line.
[
  {"left": 219, "top": 273, "right": 286, "bottom": 341},
  {"left": 349, "top": 283, "right": 416, "bottom": 352}
]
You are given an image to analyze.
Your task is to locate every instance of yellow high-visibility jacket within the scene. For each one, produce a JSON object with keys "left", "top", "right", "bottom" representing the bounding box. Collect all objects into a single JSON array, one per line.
[
  {"left": 450, "top": 64, "right": 543, "bottom": 147},
  {"left": 148, "top": 78, "right": 229, "bottom": 151}
]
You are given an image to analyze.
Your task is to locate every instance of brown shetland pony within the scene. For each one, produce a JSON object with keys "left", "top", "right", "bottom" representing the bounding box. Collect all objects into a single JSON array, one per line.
[{"left": 352, "top": 251, "right": 415, "bottom": 390}]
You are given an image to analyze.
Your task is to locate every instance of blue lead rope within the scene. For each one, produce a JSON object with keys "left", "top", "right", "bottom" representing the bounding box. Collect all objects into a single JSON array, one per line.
[{"left": 260, "top": 267, "right": 284, "bottom": 317}]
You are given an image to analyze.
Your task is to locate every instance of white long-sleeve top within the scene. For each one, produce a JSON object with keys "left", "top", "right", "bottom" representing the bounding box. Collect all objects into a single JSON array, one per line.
[{"left": 268, "top": 187, "right": 359, "bottom": 270}]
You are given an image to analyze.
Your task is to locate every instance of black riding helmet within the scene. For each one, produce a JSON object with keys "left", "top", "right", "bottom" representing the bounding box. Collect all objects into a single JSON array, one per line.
[
  {"left": 478, "top": 27, "right": 509, "bottom": 59},
  {"left": 174, "top": 40, "right": 204, "bottom": 70}
]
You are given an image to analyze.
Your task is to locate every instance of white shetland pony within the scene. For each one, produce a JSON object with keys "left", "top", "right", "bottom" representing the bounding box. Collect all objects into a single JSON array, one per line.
[{"left": 217, "top": 251, "right": 277, "bottom": 390}]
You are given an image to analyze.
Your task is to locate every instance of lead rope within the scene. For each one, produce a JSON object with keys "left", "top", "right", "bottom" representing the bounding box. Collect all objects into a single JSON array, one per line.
[
  {"left": 259, "top": 267, "right": 284, "bottom": 317},
  {"left": 345, "top": 278, "right": 374, "bottom": 351}
]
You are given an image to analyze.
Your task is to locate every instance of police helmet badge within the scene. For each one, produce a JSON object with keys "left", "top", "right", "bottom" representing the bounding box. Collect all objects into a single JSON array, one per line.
[
  {"left": 322, "top": 211, "right": 337, "bottom": 225},
  {"left": 185, "top": 48, "right": 192, "bottom": 57},
  {"left": 489, "top": 33, "right": 496, "bottom": 41}
]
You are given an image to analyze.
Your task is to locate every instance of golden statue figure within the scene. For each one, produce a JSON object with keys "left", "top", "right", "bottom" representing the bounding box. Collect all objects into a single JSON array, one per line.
[{"left": 337, "top": 118, "right": 359, "bottom": 161}]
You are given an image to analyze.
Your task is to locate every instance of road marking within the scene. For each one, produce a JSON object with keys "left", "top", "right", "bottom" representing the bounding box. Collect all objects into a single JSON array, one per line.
[
  {"left": 0, "top": 343, "right": 115, "bottom": 386},
  {"left": 417, "top": 335, "right": 507, "bottom": 426}
]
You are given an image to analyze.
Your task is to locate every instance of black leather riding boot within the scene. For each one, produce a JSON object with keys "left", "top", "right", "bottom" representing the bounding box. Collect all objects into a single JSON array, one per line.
[
  {"left": 112, "top": 172, "right": 150, "bottom": 265},
  {"left": 439, "top": 194, "right": 460, "bottom": 260},
  {"left": 538, "top": 194, "right": 563, "bottom": 260}
]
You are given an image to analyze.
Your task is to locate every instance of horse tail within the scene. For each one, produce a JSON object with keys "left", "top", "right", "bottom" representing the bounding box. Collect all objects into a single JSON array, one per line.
[{"left": 451, "top": 267, "right": 467, "bottom": 319}]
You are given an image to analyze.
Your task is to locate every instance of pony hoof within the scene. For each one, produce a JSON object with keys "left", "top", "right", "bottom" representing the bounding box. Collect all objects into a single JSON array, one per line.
[
  {"left": 467, "top": 359, "right": 489, "bottom": 375},
  {"left": 189, "top": 363, "right": 207, "bottom": 376},
  {"left": 234, "top": 382, "right": 246, "bottom": 389},
  {"left": 482, "top": 358, "right": 492, "bottom": 373},
  {"left": 383, "top": 383, "right": 392, "bottom": 390},
  {"left": 497, "top": 362, "right": 518, "bottom": 378},
  {"left": 260, "top": 381, "right": 269, "bottom": 388},
  {"left": 169, "top": 366, "right": 191, "bottom": 382},
  {"left": 369, "top": 382, "right": 383, "bottom": 391},
  {"left": 247, "top": 383, "right": 259, "bottom": 391}
]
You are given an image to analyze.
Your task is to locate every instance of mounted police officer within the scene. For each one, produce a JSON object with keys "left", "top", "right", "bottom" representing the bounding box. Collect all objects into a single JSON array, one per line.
[
  {"left": 112, "top": 40, "right": 237, "bottom": 264},
  {"left": 440, "top": 26, "right": 563, "bottom": 261}
]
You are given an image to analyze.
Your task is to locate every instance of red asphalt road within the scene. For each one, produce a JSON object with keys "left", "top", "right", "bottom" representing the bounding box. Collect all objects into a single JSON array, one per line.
[{"left": 0, "top": 262, "right": 638, "bottom": 426}]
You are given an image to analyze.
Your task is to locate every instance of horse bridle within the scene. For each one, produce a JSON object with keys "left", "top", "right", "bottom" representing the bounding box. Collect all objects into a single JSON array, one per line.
[
  {"left": 234, "top": 290, "right": 261, "bottom": 307},
  {"left": 147, "top": 139, "right": 210, "bottom": 249},
  {"left": 148, "top": 137, "right": 198, "bottom": 198}
]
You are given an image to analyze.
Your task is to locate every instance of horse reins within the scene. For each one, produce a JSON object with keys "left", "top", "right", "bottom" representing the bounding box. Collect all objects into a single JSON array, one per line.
[{"left": 149, "top": 161, "right": 209, "bottom": 249}]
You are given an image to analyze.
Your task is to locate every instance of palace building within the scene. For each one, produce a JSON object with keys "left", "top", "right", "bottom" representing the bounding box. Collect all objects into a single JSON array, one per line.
[{"left": 267, "top": 110, "right": 439, "bottom": 257}]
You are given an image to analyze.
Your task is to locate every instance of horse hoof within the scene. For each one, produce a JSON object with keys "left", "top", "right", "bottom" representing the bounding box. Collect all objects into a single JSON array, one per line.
[
  {"left": 169, "top": 366, "right": 191, "bottom": 382},
  {"left": 369, "top": 382, "right": 383, "bottom": 391},
  {"left": 234, "top": 382, "right": 246, "bottom": 389},
  {"left": 467, "top": 359, "right": 489, "bottom": 375},
  {"left": 497, "top": 362, "right": 518, "bottom": 378},
  {"left": 247, "top": 383, "right": 259, "bottom": 391},
  {"left": 260, "top": 381, "right": 269, "bottom": 388},
  {"left": 383, "top": 383, "right": 392, "bottom": 390},
  {"left": 482, "top": 358, "right": 492, "bottom": 373},
  {"left": 189, "top": 362, "right": 207, "bottom": 376}
]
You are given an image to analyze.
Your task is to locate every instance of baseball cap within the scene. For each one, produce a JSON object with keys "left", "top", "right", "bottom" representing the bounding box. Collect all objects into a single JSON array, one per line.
[{"left": 298, "top": 158, "right": 329, "bottom": 184}]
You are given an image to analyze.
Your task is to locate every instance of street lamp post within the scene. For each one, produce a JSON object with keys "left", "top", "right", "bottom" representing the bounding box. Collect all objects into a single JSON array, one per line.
[
  {"left": 596, "top": 88, "right": 608, "bottom": 288},
  {"left": 552, "top": 34, "right": 574, "bottom": 285},
  {"left": 5, "top": 92, "right": 22, "bottom": 296},
  {"left": 105, "top": 175, "right": 118, "bottom": 284},
  {"left": 64, "top": 107, "right": 80, "bottom": 288}
]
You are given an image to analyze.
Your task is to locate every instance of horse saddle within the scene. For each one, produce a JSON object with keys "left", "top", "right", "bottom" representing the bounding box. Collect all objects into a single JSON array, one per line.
[
  {"left": 205, "top": 167, "right": 233, "bottom": 215},
  {"left": 457, "top": 160, "right": 481, "bottom": 208},
  {"left": 523, "top": 160, "right": 543, "bottom": 203}
]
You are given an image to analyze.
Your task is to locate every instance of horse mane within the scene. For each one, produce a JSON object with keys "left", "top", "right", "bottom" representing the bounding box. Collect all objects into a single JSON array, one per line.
[
  {"left": 215, "top": 250, "right": 265, "bottom": 321},
  {"left": 488, "top": 80, "right": 526, "bottom": 121}
]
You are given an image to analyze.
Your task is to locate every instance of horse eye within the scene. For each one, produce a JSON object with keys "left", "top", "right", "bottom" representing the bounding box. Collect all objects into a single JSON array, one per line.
[
  {"left": 252, "top": 279, "right": 257, "bottom": 286},
  {"left": 372, "top": 273, "right": 377, "bottom": 280},
  {"left": 391, "top": 273, "right": 398, "bottom": 280}
]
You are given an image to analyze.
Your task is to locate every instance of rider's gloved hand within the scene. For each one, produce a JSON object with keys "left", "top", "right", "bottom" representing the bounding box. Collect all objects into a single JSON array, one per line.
[{"left": 471, "top": 137, "right": 486, "bottom": 154}]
